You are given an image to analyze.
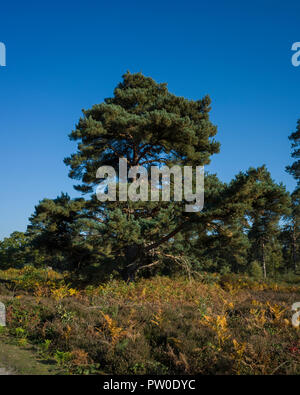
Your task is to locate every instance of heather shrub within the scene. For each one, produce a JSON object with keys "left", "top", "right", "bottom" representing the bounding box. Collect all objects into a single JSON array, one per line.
[{"left": 0, "top": 269, "right": 300, "bottom": 374}]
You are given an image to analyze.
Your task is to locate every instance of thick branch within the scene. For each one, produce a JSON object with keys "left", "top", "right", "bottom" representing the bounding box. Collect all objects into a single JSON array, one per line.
[{"left": 144, "top": 221, "right": 190, "bottom": 253}]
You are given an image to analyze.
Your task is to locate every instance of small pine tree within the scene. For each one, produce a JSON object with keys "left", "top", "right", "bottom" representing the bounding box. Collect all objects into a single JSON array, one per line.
[
  {"left": 285, "top": 119, "right": 300, "bottom": 272},
  {"left": 249, "top": 260, "right": 263, "bottom": 279},
  {"left": 247, "top": 166, "right": 291, "bottom": 279}
]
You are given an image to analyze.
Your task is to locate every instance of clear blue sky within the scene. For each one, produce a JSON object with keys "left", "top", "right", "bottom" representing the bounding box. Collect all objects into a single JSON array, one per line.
[{"left": 0, "top": 0, "right": 299, "bottom": 239}]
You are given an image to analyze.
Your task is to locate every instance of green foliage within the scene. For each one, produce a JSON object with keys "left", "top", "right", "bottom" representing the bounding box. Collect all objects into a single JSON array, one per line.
[
  {"left": 0, "top": 232, "right": 28, "bottom": 269},
  {"left": 0, "top": 232, "right": 46, "bottom": 270},
  {"left": 27, "top": 193, "right": 106, "bottom": 272},
  {"left": 284, "top": 118, "right": 300, "bottom": 273},
  {"left": 247, "top": 167, "right": 291, "bottom": 278},
  {"left": 286, "top": 119, "right": 300, "bottom": 187},
  {"left": 248, "top": 261, "right": 263, "bottom": 279},
  {"left": 54, "top": 350, "right": 72, "bottom": 366}
]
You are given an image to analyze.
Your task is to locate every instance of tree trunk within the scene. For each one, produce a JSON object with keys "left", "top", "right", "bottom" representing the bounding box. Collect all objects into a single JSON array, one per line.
[
  {"left": 292, "top": 224, "right": 297, "bottom": 273},
  {"left": 121, "top": 221, "right": 190, "bottom": 281},
  {"left": 262, "top": 241, "right": 266, "bottom": 279}
]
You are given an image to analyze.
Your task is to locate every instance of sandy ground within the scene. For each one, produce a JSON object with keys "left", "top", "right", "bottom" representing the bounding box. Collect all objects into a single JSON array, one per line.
[
  {"left": 0, "top": 339, "right": 61, "bottom": 375},
  {"left": 0, "top": 367, "right": 13, "bottom": 375}
]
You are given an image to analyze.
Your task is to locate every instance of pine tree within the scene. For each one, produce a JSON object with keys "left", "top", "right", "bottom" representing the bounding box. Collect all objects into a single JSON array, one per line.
[
  {"left": 27, "top": 193, "right": 104, "bottom": 271},
  {"left": 64, "top": 72, "right": 220, "bottom": 279},
  {"left": 189, "top": 172, "right": 251, "bottom": 274},
  {"left": 187, "top": 167, "right": 287, "bottom": 275},
  {"left": 248, "top": 260, "right": 263, "bottom": 279},
  {"left": 284, "top": 119, "right": 300, "bottom": 272},
  {"left": 286, "top": 119, "right": 300, "bottom": 187},
  {"left": 0, "top": 231, "right": 46, "bottom": 269},
  {"left": 247, "top": 167, "right": 291, "bottom": 278},
  {"left": 0, "top": 232, "right": 29, "bottom": 269},
  {"left": 281, "top": 189, "right": 300, "bottom": 273}
]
